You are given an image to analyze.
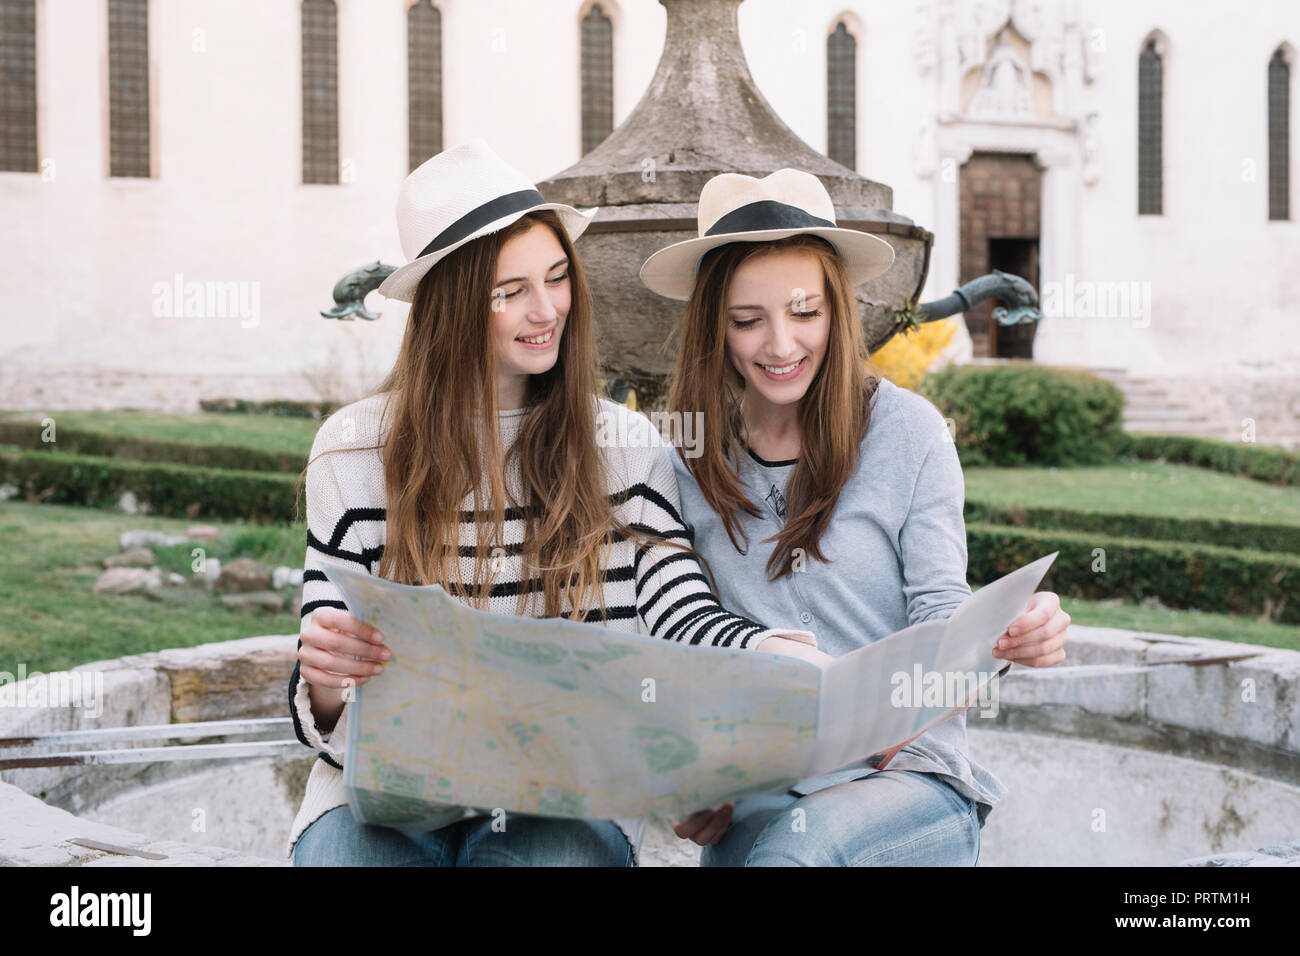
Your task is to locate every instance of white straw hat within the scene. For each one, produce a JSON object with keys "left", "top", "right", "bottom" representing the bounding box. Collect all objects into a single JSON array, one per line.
[
  {"left": 376, "top": 139, "right": 599, "bottom": 302},
  {"left": 639, "top": 168, "right": 895, "bottom": 300}
]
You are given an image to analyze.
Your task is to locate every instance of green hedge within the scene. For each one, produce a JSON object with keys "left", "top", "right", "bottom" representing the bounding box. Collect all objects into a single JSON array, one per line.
[
  {"left": 0, "top": 422, "right": 303, "bottom": 474},
  {"left": 0, "top": 449, "right": 304, "bottom": 524},
  {"left": 1117, "top": 432, "right": 1300, "bottom": 487},
  {"left": 967, "top": 522, "right": 1300, "bottom": 624},
  {"left": 917, "top": 363, "right": 1126, "bottom": 467},
  {"left": 198, "top": 397, "right": 341, "bottom": 418},
  {"left": 965, "top": 500, "right": 1300, "bottom": 555}
]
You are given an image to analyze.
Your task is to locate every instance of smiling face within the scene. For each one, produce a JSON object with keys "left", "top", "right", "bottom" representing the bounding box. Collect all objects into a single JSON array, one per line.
[
  {"left": 722, "top": 246, "right": 830, "bottom": 417},
  {"left": 489, "top": 220, "right": 572, "bottom": 408}
]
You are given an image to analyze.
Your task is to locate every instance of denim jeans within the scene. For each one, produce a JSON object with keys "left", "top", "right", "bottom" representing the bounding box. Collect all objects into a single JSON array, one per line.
[
  {"left": 701, "top": 769, "right": 981, "bottom": 867},
  {"left": 293, "top": 807, "right": 633, "bottom": 867}
]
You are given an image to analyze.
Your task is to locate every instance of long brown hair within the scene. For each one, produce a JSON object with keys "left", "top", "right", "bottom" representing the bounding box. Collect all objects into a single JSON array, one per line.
[
  {"left": 666, "top": 234, "right": 880, "bottom": 581},
  {"left": 296, "top": 210, "right": 681, "bottom": 621}
]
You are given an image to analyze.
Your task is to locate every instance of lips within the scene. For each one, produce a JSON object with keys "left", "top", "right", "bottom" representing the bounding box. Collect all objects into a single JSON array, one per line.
[
  {"left": 754, "top": 356, "right": 800, "bottom": 382},
  {"left": 757, "top": 357, "right": 806, "bottom": 376},
  {"left": 516, "top": 327, "right": 555, "bottom": 346}
]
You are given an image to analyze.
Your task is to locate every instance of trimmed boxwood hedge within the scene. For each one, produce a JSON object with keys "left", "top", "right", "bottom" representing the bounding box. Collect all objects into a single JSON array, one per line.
[
  {"left": 0, "top": 421, "right": 303, "bottom": 474},
  {"left": 964, "top": 500, "right": 1300, "bottom": 556},
  {"left": 966, "top": 522, "right": 1299, "bottom": 624},
  {"left": 0, "top": 449, "right": 304, "bottom": 524},
  {"left": 917, "top": 363, "right": 1126, "bottom": 467},
  {"left": 1117, "top": 431, "right": 1300, "bottom": 487},
  {"left": 198, "top": 398, "right": 340, "bottom": 418}
]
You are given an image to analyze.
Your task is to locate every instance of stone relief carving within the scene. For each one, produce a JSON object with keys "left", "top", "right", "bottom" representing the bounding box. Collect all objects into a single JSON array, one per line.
[
  {"left": 914, "top": 0, "right": 1102, "bottom": 179},
  {"left": 969, "top": 32, "right": 1034, "bottom": 118}
]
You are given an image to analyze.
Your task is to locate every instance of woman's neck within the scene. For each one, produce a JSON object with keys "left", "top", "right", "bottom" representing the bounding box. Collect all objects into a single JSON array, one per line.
[
  {"left": 497, "top": 372, "right": 528, "bottom": 411},
  {"left": 740, "top": 393, "right": 802, "bottom": 461}
]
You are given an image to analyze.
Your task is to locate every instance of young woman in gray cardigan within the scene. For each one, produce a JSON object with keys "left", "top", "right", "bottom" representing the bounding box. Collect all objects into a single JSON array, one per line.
[{"left": 641, "top": 168, "right": 1071, "bottom": 866}]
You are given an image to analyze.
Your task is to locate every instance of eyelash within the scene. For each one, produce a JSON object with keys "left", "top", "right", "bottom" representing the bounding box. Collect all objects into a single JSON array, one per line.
[
  {"left": 730, "top": 309, "right": 822, "bottom": 329},
  {"left": 500, "top": 273, "right": 568, "bottom": 300}
]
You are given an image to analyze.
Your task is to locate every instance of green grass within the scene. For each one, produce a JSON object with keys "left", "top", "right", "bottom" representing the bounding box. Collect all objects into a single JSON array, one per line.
[
  {"left": 0, "top": 499, "right": 304, "bottom": 674},
  {"left": 0, "top": 408, "right": 320, "bottom": 458},
  {"left": 964, "top": 461, "right": 1300, "bottom": 527},
  {"left": 1058, "top": 597, "right": 1300, "bottom": 652},
  {"left": 3, "top": 496, "right": 1295, "bottom": 676}
]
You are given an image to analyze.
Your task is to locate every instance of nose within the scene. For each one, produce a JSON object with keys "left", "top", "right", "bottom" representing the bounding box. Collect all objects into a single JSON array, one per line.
[
  {"left": 766, "top": 315, "right": 796, "bottom": 359},
  {"left": 529, "top": 284, "right": 559, "bottom": 324}
]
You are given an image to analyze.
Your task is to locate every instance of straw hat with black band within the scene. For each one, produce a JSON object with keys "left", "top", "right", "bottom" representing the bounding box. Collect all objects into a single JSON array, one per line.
[
  {"left": 376, "top": 138, "right": 598, "bottom": 303},
  {"left": 639, "top": 167, "right": 895, "bottom": 301}
]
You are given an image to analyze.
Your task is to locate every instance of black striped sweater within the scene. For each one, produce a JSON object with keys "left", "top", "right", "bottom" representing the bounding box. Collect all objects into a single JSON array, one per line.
[{"left": 284, "top": 391, "right": 812, "bottom": 861}]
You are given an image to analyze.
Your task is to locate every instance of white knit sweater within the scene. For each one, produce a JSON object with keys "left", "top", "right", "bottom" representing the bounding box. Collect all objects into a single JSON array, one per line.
[{"left": 285, "top": 391, "right": 813, "bottom": 863}]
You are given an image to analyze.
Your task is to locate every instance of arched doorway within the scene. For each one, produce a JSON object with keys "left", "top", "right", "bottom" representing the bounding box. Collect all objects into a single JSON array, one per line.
[{"left": 959, "top": 151, "right": 1042, "bottom": 358}]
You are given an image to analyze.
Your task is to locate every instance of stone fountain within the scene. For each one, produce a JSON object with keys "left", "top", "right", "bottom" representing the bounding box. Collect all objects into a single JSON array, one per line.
[{"left": 535, "top": 0, "right": 932, "bottom": 403}]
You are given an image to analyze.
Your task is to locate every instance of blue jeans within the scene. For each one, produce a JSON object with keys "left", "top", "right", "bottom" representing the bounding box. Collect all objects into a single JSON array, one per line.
[
  {"left": 293, "top": 807, "right": 633, "bottom": 866},
  {"left": 701, "top": 769, "right": 981, "bottom": 867}
]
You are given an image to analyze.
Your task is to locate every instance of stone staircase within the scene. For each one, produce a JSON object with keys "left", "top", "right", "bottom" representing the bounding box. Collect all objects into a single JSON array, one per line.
[{"left": 1079, "top": 366, "right": 1231, "bottom": 439}]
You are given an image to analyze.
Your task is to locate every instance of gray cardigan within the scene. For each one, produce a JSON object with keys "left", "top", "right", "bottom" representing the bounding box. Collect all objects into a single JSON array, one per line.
[{"left": 670, "top": 377, "right": 1007, "bottom": 827}]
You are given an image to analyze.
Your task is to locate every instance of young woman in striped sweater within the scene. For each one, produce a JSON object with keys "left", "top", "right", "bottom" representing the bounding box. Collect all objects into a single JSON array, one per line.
[
  {"left": 640, "top": 168, "right": 1072, "bottom": 864},
  {"left": 286, "top": 141, "right": 820, "bottom": 866}
]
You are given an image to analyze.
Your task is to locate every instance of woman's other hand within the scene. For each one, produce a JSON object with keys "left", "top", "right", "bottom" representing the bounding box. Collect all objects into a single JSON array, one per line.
[
  {"left": 672, "top": 803, "right": 735, "bottom": 846},
  {"left": 299, "top": 606, "right": 391, "bottom": 687},
  {"left": 993, "top": 590, "right": 1069, "bottom": 667},
  {"left": 755, "top": 634, "right": 834, "bottom": 667}
]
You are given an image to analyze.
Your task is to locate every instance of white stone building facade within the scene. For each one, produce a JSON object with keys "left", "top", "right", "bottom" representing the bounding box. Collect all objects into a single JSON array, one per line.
[{"left": 0, "top": 0, "right": 1296, "bottom": 442}]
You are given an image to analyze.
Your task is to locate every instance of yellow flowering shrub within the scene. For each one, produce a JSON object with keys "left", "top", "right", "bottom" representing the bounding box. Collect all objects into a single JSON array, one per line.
[{"left": 868, "top": 318, "right": 958, "bottom": 390}]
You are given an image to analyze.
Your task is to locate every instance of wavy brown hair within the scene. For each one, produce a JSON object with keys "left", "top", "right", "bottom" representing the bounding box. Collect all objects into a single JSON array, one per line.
[
  {"left": 666, "top": 234, "right": 881, "bottom": 581},
  {"left": 295, "top": 210, "right": 683, "bottom": 621}
]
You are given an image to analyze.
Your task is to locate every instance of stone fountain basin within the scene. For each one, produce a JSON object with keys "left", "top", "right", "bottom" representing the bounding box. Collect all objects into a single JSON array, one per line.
[{"left": 1, "top": 629, "right": 1297, "bottom": 866}]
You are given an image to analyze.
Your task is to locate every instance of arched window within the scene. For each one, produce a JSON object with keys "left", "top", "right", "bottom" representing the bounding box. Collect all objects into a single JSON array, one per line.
[
  {"left": 827, "top": 20, "right": 856, "bottom": 170},
  {"left": 580, "top": 4, "right": 613, "bottom": 155},
  {"left": 301, "top": 0, "right": 338, "bottom": 184},
  {"left": 109, "top": 0, "right": 150, "bottom": 178},
  {"left": 408, "top": 0, "right": 442, "bottom": 171},
  {"left": 1, "top": 0, "right": 37, "bottom": 172},
  {"left": 1269, "top": 47, "right": 1291, "bottom": 221},
  {"left": 1137, "top": 37, "right": 1163, "bottom": 215}
]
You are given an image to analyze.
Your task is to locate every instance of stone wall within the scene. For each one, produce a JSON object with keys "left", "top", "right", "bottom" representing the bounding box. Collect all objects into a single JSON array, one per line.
[{"left": 2, "top": 627, "right": 1298, "bottom": 866}]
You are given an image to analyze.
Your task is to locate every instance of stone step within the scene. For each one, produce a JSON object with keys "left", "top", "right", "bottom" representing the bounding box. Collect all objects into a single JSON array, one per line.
[
  {"left": 1124, "top": 409, "right": 1212, "bottom": 423},
  {"left": 1122, "top": 421, "right": 1232, "bottom": 437}
]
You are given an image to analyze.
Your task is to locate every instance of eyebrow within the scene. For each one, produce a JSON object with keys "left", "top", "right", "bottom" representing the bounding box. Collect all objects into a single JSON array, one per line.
[
  {"left": 495, "top": 257, "right": 569, "bottom": 286},
  {"left": 727, "top": 292, "right": 824, "bottom": 312}
]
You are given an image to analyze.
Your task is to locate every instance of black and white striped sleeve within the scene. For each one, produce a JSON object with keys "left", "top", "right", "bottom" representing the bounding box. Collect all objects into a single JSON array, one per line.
[
  {"left": 627, "top": 439, "right": 812, "bottom": 650},
  {"left": 287, "top": 429, "right": 377, "bottom": 765}
]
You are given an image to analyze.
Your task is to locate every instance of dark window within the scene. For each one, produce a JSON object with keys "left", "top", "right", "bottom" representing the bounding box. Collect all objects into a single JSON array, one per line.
[
  {"left": 302, "top": 0, "right": 338, "bottom": 184},
  {"left": 580, "top": 5, "right": 613, "bottom": 155},
  {"left": 408, "top": 0, "right": 442, "bottom": 171},
  {"left": 1138, "top": 38, "right": 1163, "bottom": 215},
  {"left": 1269, "top": 48, "right": 1291, "bottom": 221},
  {"left": 1, "top": 0, "right": 37, "bottom": 172},
  {"left": 109, "top": 0, "right": 150, "bottom": 178},
  {"left": 827, "top": 21, "right": 856, "bottom": 170}
]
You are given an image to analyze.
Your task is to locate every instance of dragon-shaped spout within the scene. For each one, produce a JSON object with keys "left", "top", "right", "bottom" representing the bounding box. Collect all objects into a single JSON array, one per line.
[{"left": 320, "top": 260, "right": 398, "bottom": 320}]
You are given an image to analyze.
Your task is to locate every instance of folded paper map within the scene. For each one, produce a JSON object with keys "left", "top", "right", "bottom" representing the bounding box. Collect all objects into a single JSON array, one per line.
[{"left": 322, "top": 551, "right": 1057, "bottom": 824}]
